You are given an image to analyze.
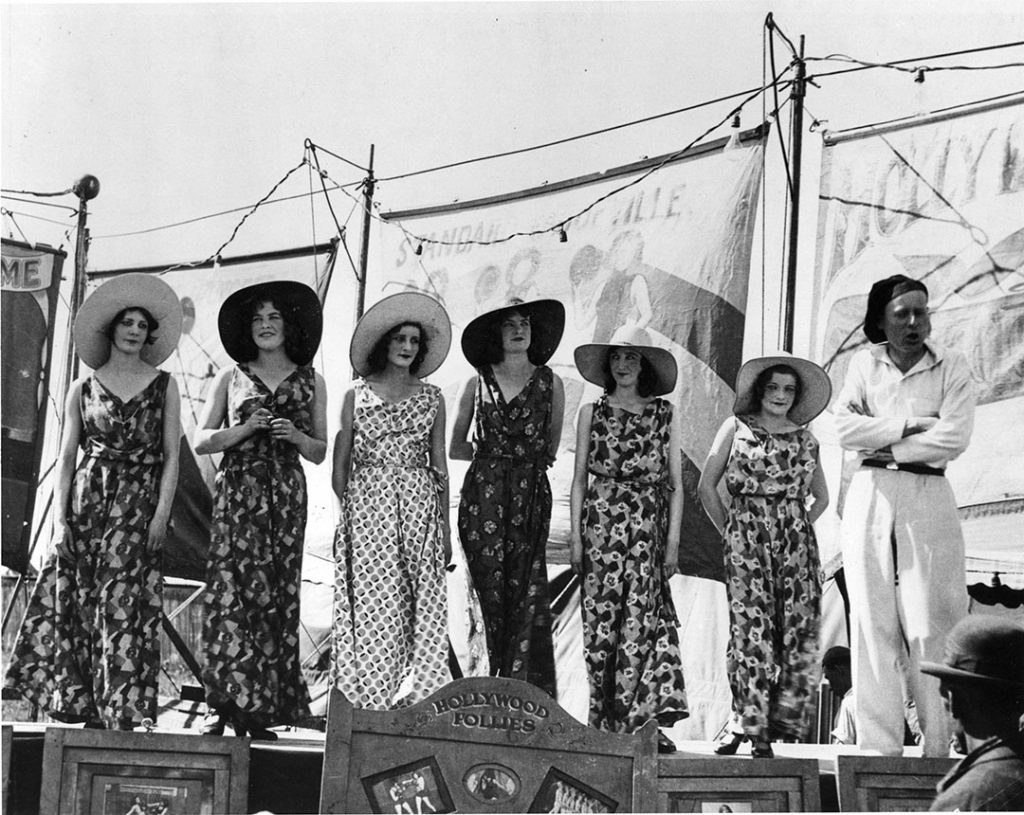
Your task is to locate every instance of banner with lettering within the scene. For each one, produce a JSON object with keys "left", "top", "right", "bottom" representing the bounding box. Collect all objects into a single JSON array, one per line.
[
  {"left": 1, "top": 239, "right": 66, "bottom": 573},
  {"left": 812, "top": 95, "right": 1024, "bottom": 583},
  {"left": 375, "top": 137, "right": 766, "bottom": 583}
]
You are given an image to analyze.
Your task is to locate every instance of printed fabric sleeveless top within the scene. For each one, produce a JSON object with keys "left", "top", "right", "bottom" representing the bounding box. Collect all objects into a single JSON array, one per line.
[{"left": 725, "top": 416, "right": 818, "bottom": 499}]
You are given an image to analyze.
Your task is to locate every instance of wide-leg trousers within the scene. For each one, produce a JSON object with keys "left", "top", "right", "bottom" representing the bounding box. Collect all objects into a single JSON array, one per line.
[{"left": 840, "top": 467, "right": 968, "bottom": 757}]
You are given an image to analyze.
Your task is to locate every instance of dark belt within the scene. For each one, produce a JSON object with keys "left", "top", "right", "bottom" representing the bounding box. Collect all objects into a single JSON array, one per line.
[{"left": 861, "top": 458, "right": 945, "bottom": 477}]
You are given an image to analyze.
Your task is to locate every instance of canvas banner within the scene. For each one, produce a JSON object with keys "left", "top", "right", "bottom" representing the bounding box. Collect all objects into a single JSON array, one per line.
[
  {"left": 2, "top": 240, "right": 66, "bottom": 573},
  {"left": 375, "top": 140, "right": 765, "bottom": 581},
  {"left": 812, "top": 96, "right": 1024, "bottom": 580}
]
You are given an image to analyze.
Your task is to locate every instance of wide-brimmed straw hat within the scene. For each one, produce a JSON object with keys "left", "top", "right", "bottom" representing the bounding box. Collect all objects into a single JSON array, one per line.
[
  {"left": 461, "top": 298, "right": 565, "bottom": 368},
  {"left": 350, "top": 292, "right": 451, "bottom": 377},
  {"left": 574, "top": 325, "right": 678, "bottom": 396},
  {"left": 218, "top": 280, "right": 322, "bottom": 365},
  {"left": 732, "top": 352, "right": 831, "bottom": 426},
  {"left": 921, "top": 615, "right": 1024, "bottom": 694},
  {"left": 73, "top": 273, "right": 183, "bottom": 369}
]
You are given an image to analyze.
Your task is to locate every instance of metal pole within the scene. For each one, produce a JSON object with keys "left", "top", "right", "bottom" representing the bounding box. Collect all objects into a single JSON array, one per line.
[
  {"left": 355, "top": 145, "right": 375, "bottom": 321},
  {"left": 61, "top": 175, "right": 99, "bottom": 393},
  {"left": 62, "top": 199, "right": 91, "bottom": 394},
  {"left": 782, "top": 36, "right": 806, "bottom": 353}
]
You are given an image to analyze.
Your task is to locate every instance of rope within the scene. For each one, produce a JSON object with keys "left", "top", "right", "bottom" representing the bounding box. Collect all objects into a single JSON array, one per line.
[{"left": 375, "top": 78, "right": 791, "bottom": 183}]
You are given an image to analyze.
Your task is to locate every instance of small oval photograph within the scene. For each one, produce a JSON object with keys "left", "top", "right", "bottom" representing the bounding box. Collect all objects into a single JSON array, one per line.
[{"left": 463, "top": 763, "right": 520, "bottom": 804}]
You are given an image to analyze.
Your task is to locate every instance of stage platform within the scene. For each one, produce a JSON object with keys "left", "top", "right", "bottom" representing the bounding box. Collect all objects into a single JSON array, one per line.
[{"left": 3, "top": 721, "right": 915, "bottom": 813}]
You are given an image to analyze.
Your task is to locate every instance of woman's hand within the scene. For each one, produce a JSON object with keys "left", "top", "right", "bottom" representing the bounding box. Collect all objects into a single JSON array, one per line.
[
  {"left": 570, "top": 534, "right": 583, "bottom": 575},
  {"left": 663, "top": 539, "right": 680, "bottom": 580},
  {"left": 244, "top": 407, "right": 275, "bottom": 435},
  {"left": 442, "top": 518, "right": 453, "bottom": 566},
  {"left": 147, "top": 509, "right": 171, "bottom": 554},
  {"left": 269, "top": 417, "right": 300, "bottom": 444},
  {"left": 53, "top": 518, "right": 74, "bottom": 562}
]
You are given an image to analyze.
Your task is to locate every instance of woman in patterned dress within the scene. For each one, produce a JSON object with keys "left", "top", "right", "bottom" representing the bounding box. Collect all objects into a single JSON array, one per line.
[
  {"left": 194, "top": 281, "right": 327, "bottom": 738},
  {"left": 698, "top": 355, "right": 831, "bottom": 758},
  {"left": 332, "top": 292, "right": 453, "bottom": 709},
  {"left": 450, "top": 298, "right": 565, "bottom": 695},
  {"left": 4, "top": 273, "right": 182, "bottom": 729},
  {"left": 570, "top": 326, "right": 688, "bottom": 753}
]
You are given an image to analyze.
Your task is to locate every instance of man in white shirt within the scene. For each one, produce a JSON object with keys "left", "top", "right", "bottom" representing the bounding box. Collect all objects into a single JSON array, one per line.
[
  {"left": 833, "top": 274, "right": 975, "bottom": 757},
  {"left": 822, "top": 646, "right": 856, "bottom": 745}
]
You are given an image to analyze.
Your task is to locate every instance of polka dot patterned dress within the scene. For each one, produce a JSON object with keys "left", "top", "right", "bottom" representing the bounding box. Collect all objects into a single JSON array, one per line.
[{"left": 331, "top": 381, "right": 451, "bottom": 709}]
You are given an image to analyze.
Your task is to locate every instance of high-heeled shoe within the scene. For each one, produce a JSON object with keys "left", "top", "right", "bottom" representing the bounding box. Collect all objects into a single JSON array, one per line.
[
  {"left": 657, "top": 730, "right": 677, "bottom": 754},
  {"left": 750, "top": 740, "right": 774, "bottom": 759},
  {"left": 234, "top": 711, "right": 277, "bottom": 741},
  {"left": 714, "top": 732, "right": 745, "bottom": 755},
  {"left": 200, "top": 709, "right": 230, "bottom": 736}
]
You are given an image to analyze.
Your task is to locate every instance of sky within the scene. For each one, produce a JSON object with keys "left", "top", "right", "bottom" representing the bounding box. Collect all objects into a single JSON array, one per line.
[{"left": 3, "top": 0, "right": 1024, "bottom": 277}]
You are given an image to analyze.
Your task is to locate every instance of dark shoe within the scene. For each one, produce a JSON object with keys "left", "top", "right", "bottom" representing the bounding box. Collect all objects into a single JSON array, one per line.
[
  {"left": 657, "top": 731, "right": 677, "bottom": 754},
  {"left": 750, "top": 740, "right": 774, "bottom": 759},
  {"left": 235, "top": 711, "right": 277, "bottom": 740},
  {"left": 115, "top": 719, "right": 136, "bottom": 731},
  {"left": 83, "top": 719, "right": 106, "bottom": 730},
  {"left": 200, "top": 711, "right": 229, "bottom": 736},
  {"left": 714, "top": 732, "right": 745, "bottom": 755}
]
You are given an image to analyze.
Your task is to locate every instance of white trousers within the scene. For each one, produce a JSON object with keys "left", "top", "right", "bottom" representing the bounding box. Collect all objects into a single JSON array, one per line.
[{"left": 840, "top": 467, "right": 968, "bottom": 757}]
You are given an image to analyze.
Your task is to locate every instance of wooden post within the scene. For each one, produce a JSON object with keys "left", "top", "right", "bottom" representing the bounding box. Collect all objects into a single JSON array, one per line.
[
  {"left": 355, "top": 145, "right": 375, "bottom": 320},
  {"left": 782, "top": 37, "right": 806, "bottom": 353}
]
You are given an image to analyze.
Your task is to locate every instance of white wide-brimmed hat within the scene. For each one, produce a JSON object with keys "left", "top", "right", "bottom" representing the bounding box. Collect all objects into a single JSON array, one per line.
[
  {"left": 350, "top": 292, "right": 452, "bottom": 377},
  {"left": 73, "top": 273, "right": 183, "bottom": 369},
  {"left": 573, "top": 325, "right": 678, "bottom": 396},
  {"left": 461, "top": 297, "right": 565, "bottom": 368},
  {"left": 732, "top": 352, "right": 832, "bottom": 425}
]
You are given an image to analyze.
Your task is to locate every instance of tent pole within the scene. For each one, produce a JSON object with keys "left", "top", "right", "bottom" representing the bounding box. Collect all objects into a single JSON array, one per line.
[
  {"left": 61, "top": 194, "right": 92, "bottom": 397},
  {"left": 782, "top": 37, "right": 806, "bottom": 353},
  {"left": 355, "top": 145, "right": 375, "bottom": 321}
]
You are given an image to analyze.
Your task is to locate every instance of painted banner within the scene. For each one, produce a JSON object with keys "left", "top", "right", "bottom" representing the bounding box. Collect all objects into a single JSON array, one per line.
[
  {"left": 375, "top": 137, "right": 766, "bottom": 582},
  {"left": 2, "top": 239, "right": 66, "bottom": 573},
  {"left": 812, "top": 95, "right": 1024, "bottom": 583}
]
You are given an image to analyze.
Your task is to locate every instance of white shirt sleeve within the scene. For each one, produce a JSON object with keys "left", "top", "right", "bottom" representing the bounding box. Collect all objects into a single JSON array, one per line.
[
  {"left": 833, "top": 351, "right": 905, "bottom": 452},
  {"left": 891, "top": 350, "right": 976, "bottom": 465}
]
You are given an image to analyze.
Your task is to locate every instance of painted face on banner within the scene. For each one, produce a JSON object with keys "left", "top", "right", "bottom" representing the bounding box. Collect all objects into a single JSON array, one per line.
[
  {"left": 880, "top": 290, "right": 931, "bottom": 358},
  {"left": 387, "top": 324, "right": 421, "bottom": 369},
  {"left": 501, "top": 311, "right": 531, "bottom": 355},
  {"left": 251, "top": 301, "right": 286, "bottom": 351},
  {"left": 112, "top": 308, "right": 151, "bottom": 356},
  {"left": 760, "top": 372, "right": 798, "bottom": 419}
]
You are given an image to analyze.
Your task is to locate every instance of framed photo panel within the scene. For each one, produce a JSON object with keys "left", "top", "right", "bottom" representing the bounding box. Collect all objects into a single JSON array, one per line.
[
  {"left": 657, "top": 758, "right": 822, "bottom": 813},
  {"left": 39, "top": 728, "right": 249, "bottom": 815},
  {"left": 361, "top": 756, "right": 455, "bottom": 815},
  {"left": 320, "top": 677, "right": 659, "bottom": 813},
  {"left": 836, "top": 755, "right": 956, "bottom": 812}
]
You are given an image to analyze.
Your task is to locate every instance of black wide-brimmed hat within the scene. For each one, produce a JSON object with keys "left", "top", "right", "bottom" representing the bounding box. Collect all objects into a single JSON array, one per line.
[
  {"left": 732, "top": 352, "right": 832, "bottom": 426},
  {"left": 73, "top": 273, "right": 183, "bottom": 369},
  {"left": 921, "top": 615, "right": 1024, "bottom": 693},
  {"left": 574, "top": 325, "right": 678, "bottom": 396},
  {"left": 218, "top": 280, "right": 322, "bottom": 365},
  {"left": 350, "top": 292, "right": 452, "bottom": 378},
  {"left": 863, "top": 274, "right": 929, "bottom": 344},
  {"left": 461, "top": 297, "right": 565, "bottom": 368}
]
